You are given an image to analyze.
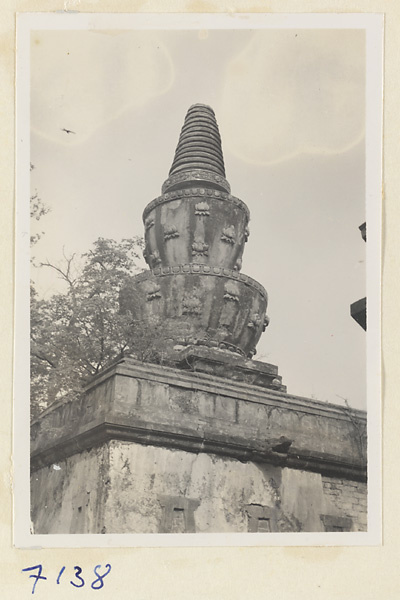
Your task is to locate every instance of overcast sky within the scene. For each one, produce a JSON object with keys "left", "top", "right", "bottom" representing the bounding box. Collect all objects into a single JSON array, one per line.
[{"left": 30, "top": 27, "right": 366, "bottom": 409}]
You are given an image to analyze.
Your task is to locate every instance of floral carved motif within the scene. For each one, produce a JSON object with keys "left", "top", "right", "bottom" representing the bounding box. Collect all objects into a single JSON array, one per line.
[
  {"left": 221, "top": 225, "right": 236, "bottom": 245},
  {"left": 164, "top": 225, "right": 179, "bottom": 240},
  {"left": 192, "top": 237, "right": 209, "bottom": 256},
  {"left": 144, "top": 217, "right": 154, "bottom": 231},
  {"left": 149, "top": 250, "right": 161, "bottom": 267},
  {"left": 247, "top": 313, "right": 262, "bottom": 329},
  {"left": 182, "top": 293, "right": 202, "bottom": 315},
  {"left": 223, "top": 281, "right": 239, "bottom": 302},
  {"left": 194, "top": 201, "right": 210, "bottom": 216},
  {"left": 146, "top": 283, "right": 162, "bottom": 301},
  {"left": 234, "top": 257, "right": 242, "bottom": 272}
]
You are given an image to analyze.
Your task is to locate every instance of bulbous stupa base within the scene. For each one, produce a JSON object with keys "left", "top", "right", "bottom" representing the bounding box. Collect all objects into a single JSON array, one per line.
[
  {"left": 121, "top": 103, "right": 270, "bottom": 361},
  {"left": 120, "top": 264, "right": 268, "bottom": 359}
]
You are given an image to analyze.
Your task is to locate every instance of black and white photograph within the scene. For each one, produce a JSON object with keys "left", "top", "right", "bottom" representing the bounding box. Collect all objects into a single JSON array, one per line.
[{"left": 15, "top": 12, "right": 382, "bottom": 545}]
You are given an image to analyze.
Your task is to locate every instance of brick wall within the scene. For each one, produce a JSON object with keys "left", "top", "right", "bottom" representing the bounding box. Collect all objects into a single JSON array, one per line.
[{"left": 322, "top": 476, "right": 367, "bottom": 531}]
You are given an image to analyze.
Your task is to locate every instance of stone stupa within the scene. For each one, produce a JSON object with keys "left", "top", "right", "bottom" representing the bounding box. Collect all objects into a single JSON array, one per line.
[{"left": 121, "top": 103, "right": 284, "bottom": 389}]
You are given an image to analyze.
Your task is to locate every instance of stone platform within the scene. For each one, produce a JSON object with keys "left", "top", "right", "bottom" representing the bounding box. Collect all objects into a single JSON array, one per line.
[{"left": 30, "top": 356, "right": 367, "bottom": 534}]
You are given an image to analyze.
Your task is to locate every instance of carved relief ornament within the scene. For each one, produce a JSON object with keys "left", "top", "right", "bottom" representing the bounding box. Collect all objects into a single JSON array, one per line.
[
  {"left": 144, "top": 217, "right": 155, "bottom": 231},
  {"left": 221, "top": 225, "right": 236, "bottom": 245},
  {"left": 164, "top": 225, "right": 179, "bottom": 240},
  {"left": 194, "top": 201, "right": 210, "bottom": 216},
  {"left": 247, "top": 313, "right": 262, "bottom": 329},
  {"left": 234, "top": 257, "right": 242, "bottom": 271},
  {"left": 182, "top": 293, "right": 202, "bottom": 315},
  {"left": 223, "top": 281, "right": 239, "bottom": 302},
  {"left": 146, "top": 250, "right": 161, "bottom": 267},
  {"left": 146, "top": 283, "right": 162, "bottom": 301},
  {"left": 192, "top": 237, "right": 209, "bottom": 256}
]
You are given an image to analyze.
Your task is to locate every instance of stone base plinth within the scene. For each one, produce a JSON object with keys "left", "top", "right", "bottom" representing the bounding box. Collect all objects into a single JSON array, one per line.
[
  {"left": 30, "top": 357, "right": 367, "bottom": 534},
  {"left": 169, "top": 345, "right": 286, "bottom": 391}
]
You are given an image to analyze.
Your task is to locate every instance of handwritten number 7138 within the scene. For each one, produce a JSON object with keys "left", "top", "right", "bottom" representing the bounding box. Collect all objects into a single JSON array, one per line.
[{"left": 22, "top": 564, "right": 112, "bottom": 594}]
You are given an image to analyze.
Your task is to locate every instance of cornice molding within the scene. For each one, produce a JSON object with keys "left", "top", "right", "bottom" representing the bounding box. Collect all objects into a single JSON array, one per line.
[
  {"left": 31, "top": 416, "right": 367, "bottom": 482},
  {"left": 143, "top": 188, "right": 249, "bottom": 222},
  {"left": 130, "top": 264, "right": 268, "bottom": 300}
]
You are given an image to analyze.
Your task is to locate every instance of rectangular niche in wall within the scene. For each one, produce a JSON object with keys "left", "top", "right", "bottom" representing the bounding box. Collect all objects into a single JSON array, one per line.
[
  {"left": 158, "top": 496, "right": 200, "bottom": 533},
  {"left": 245, "top": 505, "right": 278, "bottom": 533},
  {"left": 320, "top": 514, "right": 353, "bottom": 532}
]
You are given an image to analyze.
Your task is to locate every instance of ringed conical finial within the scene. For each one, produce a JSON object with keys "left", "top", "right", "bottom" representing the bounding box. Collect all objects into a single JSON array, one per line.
[
  {"left": 162, "top": 104, "right": 230, "bottom": 194},
  {"left": 169, "top": 104, "right": 226, "bottom": 177}
]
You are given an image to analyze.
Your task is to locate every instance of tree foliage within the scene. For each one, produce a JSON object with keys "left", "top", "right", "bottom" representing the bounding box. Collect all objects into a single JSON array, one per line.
[
  {"left": 29, "top": 167, "right": 169, "bottom": 420},
  {"left": 30, "top": 163, "right": 50, "bottom": 252},
  {"left": 30, "top": 236, "right": 165, "bottom": 420}
]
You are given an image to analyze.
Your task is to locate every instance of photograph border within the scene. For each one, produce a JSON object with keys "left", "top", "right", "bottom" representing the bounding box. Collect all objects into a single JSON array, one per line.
[{"left": 14, "top": 10, "right": 382, "bottom": 548}]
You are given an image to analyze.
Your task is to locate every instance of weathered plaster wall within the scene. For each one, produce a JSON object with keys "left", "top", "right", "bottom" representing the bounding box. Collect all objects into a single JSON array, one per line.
[
  {"left": 31, "top": 445, "right": 110, "bottom": 534},
  {"left": 105, "top": 440, "right": 281, "bottom": 533},
  {"left": 31, "top": 438, "right": 367, "bottom": 534},
  {"left": 281, "top": 468, "right": 329, "bottom": 532},
  {"left": 106, "top": 442, "right": 367, "bottom": 533}
]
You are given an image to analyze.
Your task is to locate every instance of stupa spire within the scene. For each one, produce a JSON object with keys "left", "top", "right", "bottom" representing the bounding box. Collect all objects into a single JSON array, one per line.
[
  {"left": 162, "top": 104, "right": 230, "bottom": 194},
  {"left": 169, "top": 104, "right": 226, "bottom": 177}
]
